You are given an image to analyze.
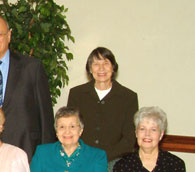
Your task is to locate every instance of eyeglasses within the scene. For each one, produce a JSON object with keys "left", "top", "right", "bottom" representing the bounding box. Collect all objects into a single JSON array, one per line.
[
  {"left": 57, "top": 124, "right": 80, "bottom": 131},
  {"left": 0, "top": 32, "right": 8, "bottom": 39}
]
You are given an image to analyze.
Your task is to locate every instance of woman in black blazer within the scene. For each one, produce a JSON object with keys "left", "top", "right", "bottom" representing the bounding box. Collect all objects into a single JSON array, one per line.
[{"left": 67, "top": 47, "right": 139, "bottom": 170}]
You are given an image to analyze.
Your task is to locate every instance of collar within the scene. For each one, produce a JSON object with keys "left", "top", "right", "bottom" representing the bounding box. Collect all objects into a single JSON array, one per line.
[
  {"left": 84, "top": 80, "right": 121, "bottom": 92},
  {"left": 1, "top": 50, "right": 10, "bottom": 66}
]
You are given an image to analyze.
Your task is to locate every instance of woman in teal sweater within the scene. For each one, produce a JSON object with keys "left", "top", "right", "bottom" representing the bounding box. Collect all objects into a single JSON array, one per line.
[{"left": 30, "top": 106, "right": 107, "bottom": 172}]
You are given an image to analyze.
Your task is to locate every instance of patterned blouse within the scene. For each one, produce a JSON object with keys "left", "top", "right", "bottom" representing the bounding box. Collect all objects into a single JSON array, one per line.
[
  {"left": 113, "top": 149, "right": 186, "bottom": 172},
  {"left": 59, "top": 143, "right": 81, "bottom": 168}
]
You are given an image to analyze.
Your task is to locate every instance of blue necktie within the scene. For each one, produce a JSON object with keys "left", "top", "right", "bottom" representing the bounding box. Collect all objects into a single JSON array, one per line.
[{"left": 0, "top": 61, "right": 3, "bottom": 107}]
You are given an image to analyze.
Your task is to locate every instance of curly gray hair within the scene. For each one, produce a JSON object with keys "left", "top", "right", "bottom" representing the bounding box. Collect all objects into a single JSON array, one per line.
[{"left": 134, "top": 106, "right": 168, "bottom": 133}]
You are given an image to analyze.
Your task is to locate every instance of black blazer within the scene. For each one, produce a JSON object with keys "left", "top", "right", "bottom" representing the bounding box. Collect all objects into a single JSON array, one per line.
[
  {"left": 2, "top": 52, "right": 56, "bottom": 161},
  {"left": 67, "top": 80, "right": 138, "bottom": 161}
]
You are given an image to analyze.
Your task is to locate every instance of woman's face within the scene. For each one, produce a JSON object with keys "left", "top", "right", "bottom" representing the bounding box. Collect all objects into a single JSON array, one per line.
[
  {"left": 136, "top": 117, "right": 164, "bottom": 151},
  {"left": 90, "top": 56, "right": 113, "bottom": 85},
  {"left": 56, "top": 116, "right": 83, "bottom": 148}
]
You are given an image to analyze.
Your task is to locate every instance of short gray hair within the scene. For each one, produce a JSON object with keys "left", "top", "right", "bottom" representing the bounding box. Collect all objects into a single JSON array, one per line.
[
  {"left": 134, "top": 106, "right": 167, "bottom": 133},
  {"left": 54, "top": 106, "right": 84, "bottom": 130}
]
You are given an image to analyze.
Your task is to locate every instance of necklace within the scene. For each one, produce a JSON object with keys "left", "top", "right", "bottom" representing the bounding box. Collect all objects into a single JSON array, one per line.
[{"left": 60, "top": 144, "right": 81, "bottom": 168}]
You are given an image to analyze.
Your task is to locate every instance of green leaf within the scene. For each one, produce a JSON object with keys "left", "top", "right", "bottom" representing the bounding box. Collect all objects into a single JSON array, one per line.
[{"left": 18, "top": 6, "right": 27, "bottom": 13}]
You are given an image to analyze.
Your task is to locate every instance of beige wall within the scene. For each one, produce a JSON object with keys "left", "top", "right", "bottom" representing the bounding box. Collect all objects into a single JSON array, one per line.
[{"left": 9, "top": 0, "right": 195, "bottom": 171}]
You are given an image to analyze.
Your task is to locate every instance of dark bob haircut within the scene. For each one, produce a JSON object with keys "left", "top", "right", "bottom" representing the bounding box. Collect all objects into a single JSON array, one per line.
[{"left": 86, "top": 47, "right": 118, "bottom": 80}]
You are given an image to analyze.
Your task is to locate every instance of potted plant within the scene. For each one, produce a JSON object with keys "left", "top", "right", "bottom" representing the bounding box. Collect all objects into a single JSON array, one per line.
[{"left": 0, "top": 0, "right": 75, "bottom": 106}]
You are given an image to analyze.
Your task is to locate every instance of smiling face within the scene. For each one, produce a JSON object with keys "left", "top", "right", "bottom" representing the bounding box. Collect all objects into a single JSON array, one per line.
[
  {"left": 0, "top": 18, "right": 11, "bottom": 59},
  {"left": 56, "top": 115, "right": 83, "bottom": 148},
  {"left": 90, "top": 56, "right": 113, "bottom": 87},
  {"left": 136, "top": 117, "right": 164, "bottom": 152}
]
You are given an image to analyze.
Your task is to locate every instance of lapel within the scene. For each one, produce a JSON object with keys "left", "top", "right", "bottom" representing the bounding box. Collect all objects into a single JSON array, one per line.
[
  {"left": 100, "top": 80, "right": 121, "bottom": 101},
  {"left": 3, "top": 52, "right": 22, "bottom": 110},
  {"left": 68, "top": 139, "right": 86, "bottom": 170},
  {"left": 83, "top": 80, "right": 100, "bottom": 101}
]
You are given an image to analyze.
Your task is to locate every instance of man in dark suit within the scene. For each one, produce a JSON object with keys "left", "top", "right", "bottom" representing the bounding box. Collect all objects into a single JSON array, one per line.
[{"left": 0, "top": 16, "right": 56, "bottom": 161}]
